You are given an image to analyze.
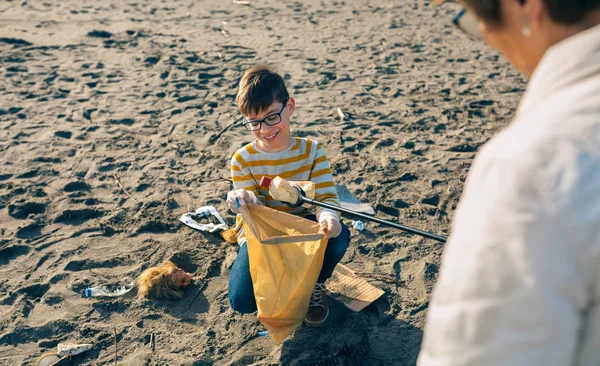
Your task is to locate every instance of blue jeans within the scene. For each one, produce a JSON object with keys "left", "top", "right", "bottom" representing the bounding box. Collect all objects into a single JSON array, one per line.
[{"left": 228, "top": 217, "right": 350, "bottom": 314}]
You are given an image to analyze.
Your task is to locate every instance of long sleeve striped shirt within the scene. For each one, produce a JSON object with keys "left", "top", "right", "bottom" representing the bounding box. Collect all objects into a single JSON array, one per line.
[{"left": 230, "top": 137, "right": 340, "bottom": 244}]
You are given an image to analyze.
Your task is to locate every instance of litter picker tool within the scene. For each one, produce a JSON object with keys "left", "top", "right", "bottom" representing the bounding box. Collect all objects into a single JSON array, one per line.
[{"left": 260, "top": 176, "right": 447, "bottom": 243}]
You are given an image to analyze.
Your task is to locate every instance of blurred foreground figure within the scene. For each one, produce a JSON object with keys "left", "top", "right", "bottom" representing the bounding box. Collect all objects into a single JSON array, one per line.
[{"left": 419, "top": 0, "right": 600, "bottom": 365}]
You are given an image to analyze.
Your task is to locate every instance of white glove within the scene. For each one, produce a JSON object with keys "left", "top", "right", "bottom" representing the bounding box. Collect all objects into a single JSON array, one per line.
[
  {"left": 226, "top": 189, "right": 258, "bottom": 214},
  {"left": 318, "top": 211, "right": 342, "bottom": 239}
]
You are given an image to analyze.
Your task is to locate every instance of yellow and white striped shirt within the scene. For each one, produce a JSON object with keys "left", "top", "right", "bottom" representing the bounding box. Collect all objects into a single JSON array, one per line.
[{"left": 231, "top": 137, "right": 340, "bottom": 244}]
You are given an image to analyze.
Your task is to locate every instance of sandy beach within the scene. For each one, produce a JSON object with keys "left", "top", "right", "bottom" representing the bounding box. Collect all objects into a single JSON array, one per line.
[{"left": 0, "top": 0, "right": 525, "bottom": 364}]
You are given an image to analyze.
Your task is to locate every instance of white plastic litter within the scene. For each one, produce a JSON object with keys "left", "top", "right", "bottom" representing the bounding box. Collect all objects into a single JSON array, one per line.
[
  {"left": 36, "top": 343, "right": 93, "bottom": 366},
  {"left": 84, "top": 277, "right": 135, "bottom": 298},
  {"left": 35, "top": 353, "right": 60, "bottom": 366},
  {"left": 335, "top": 184, "right": 375, "bottom": 215},
  {"left": 352, "top": 221, "right": 365, "bottom": 231},
  {"left": 57, "top": 343, "right": 93, "bottom": 357},
  {"left": 179, "top": 206, "right": 229, "bottom": 233}
]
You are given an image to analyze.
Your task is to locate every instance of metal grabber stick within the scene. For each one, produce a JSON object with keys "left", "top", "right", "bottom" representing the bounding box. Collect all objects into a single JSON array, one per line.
[{"left": 259, "top": 177, "right": 447, "bottom": 243}]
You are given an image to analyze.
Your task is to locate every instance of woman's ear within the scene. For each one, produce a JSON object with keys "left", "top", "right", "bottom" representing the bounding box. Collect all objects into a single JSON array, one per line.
[
  {"left": 287, "top": 97, "right": 296, "bottom": 117},
  {"left": 520, "top": 0, "right": 545, "bottom": 30}
]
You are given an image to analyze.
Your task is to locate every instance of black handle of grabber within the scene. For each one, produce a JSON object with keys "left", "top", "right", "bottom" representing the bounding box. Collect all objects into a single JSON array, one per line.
[{"left": 296, "top": 189, "right": 447, "bottom": 243}]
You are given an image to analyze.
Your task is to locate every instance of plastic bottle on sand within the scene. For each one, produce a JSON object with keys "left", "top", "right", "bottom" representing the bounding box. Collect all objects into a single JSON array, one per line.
[{"left": 84, "top": 277, "right": 135, "bottom": 298}]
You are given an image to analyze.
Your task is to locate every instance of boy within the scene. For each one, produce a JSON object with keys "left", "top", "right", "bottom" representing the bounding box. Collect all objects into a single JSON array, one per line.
[{"left": 226, "top": 65, "right": 350, "bottom": 327}]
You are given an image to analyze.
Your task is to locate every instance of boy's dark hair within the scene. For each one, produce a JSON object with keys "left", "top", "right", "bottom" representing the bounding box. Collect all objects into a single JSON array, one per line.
[
  {"left": 236, "top": 65, "right": 289, "bottom": 117},
  {"left": 462, "top": 0, "right": 600, "bottom": 26}
]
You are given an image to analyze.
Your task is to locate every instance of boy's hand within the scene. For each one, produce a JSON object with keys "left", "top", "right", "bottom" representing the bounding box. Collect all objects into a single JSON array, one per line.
[
  {"left": 227, "top": 189, "right": 258, "bottom": 213},
  {"left": 318, "top": 211, "right": 342, "bottom": 239}
]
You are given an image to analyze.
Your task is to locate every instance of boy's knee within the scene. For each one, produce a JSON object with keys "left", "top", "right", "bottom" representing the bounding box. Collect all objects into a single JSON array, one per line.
[
  {"left": 228, "top": 268, "right": 256, "bottom": 314},
  {"left": 329, "top": 224, "right": 350, "bottom": 258},
  {"left": 340, "top": 224, "right": 350, "bottom": 243},
  {"left": 228, "top": 290, "right": 256, "bottom": 314},
  {"left": 337, "top": 224, "right": 351, "bottom": 248}
]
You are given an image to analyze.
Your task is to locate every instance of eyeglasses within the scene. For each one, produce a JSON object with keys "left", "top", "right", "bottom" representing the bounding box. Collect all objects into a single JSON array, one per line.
[
  {"left": 453, "top": 9, "right": 482, "bottom": 40},
  {"left": 242, "top": 99, "right": 289, "bottom": 131}
]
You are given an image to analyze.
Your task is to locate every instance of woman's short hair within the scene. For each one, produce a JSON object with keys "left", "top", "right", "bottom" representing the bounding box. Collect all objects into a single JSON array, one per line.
[{"left": 463, "top": 0, "right": 600, "bottom": 26}]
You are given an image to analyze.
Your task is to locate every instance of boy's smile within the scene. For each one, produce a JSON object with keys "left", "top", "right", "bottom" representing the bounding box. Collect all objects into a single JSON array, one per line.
[
  {"left": 248, "top": 98, "right": 295, "bottom": 153},
  {"left": 262, "top": 130, "right": 279, "bottom": 140}
]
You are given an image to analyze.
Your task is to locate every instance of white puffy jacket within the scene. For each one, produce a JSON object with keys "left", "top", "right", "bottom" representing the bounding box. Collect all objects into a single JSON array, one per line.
[{"left": 418, "top": 25, "right": 600, "bottom": 366}]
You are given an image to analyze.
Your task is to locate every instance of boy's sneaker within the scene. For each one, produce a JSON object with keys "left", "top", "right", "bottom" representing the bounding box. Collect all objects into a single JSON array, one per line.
[{"left": 304, "top": 283, "right": 329, "bottom": 327}]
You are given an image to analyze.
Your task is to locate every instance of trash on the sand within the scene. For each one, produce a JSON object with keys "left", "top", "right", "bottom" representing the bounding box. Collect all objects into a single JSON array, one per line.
[
  {"left": 240, "top": 204, "right": 327, "bottom": 344},
  {"left": 337, "top": 107, "right": 346, "bottom": 120},
  {"left": 84, "top": 277, "right": 135, "bottom": 298},
  {"left": 351, "top": 220, "right": 364, "bottom": 231},
  {"left": 36, "top": 343, "right": 92, "bottom": 366},
  {"left": 35, "top": 353, "right": 61, "bottom": 366},
  {"left": 57, "top": 342, "right": 93, "bottom": 357},
  {"left": 138, "top": 261, "right": 192, "bottom": 299},
  {"left": 219, "top": 227, "right": 238, "bottom": 243},
  {"left": 233, "top": 0, "right": 251, "bottom": 4},
  {"left": 327, "top": 264, "right": 385, "bottom": 312},
  {"left": 179, "top": 206, "right": 228, "bottom": 233},
  {"left": 257, "top": 330, "right": 269, "bottom": 337},
  {"left": 262, "top": 176, "right": 316, "bottom": 209},
  {"left": 335, "top": 184, "right": 375, "bottom": 215}
]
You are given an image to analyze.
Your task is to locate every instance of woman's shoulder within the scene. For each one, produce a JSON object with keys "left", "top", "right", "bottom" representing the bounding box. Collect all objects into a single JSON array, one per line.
[{"left": 475, "top": 117, "right": 600, "bottom": 204}]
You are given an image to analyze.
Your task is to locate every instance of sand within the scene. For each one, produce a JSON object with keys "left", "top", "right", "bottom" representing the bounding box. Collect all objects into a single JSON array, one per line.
[{"left": 0, "top": 0, "right": 525, "bottom": 364}]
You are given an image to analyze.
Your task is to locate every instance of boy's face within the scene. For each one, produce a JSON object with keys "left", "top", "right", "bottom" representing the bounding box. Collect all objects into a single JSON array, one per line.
[{"left": 246, "top": 98, "right": 295, "bottom": 153}]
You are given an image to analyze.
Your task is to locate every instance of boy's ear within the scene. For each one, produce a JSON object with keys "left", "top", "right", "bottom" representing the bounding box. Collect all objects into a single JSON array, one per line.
[{"left": 287, "top": 97, "right": 296, "bottom": 117}]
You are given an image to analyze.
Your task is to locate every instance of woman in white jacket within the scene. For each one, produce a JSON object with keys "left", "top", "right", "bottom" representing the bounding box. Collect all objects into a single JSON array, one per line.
[{"left": 418, "top": 1, "right": 600, "bottom": 365}]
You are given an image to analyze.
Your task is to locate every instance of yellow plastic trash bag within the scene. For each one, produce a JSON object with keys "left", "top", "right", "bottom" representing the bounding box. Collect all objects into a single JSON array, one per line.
[{"left": 241, "top": 204, "right": 328, "bottom": 344}]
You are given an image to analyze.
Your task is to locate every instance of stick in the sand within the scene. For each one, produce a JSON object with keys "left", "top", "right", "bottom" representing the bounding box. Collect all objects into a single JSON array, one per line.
[
  {"left": 148, "top": 332, "right": 155, "bottom": 349},
  {"left": 337, "top": 107, "right": 346, "bottom": 120},
  {"left": 113, "top": 326, "right": 118, "bottom": 365},
  {"left": 143, "top": 246, "right": 161, "bottom": 262},
  {"left": 208, "top": 118, "right": 238, "bottom": 144},
  {"left": 197, "top": 175, "right": 233, "bottom": 184},
  {"left": 82, "top": 307, "right": 95, "bottom": 318},
  {"left": 112, "top": 174, "right": 139, "bottom": 203}
]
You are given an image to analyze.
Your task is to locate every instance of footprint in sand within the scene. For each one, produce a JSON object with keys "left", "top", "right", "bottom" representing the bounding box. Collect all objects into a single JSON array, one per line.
[
  {"left": 0, "top": 245, "right": 31, "bottom": 265},
  {"left": 64, "top": 181, "right": 90, "bottom": 192},
  {"left": 8, "top": 201, "right": 47, "bottom": 219},
  {"left": 32, "top": 157, "right": 62, "bottom": 164},
  {"left": 43, "top": 292, "right": 64, "bottom": 306},
  {"left": 54, "top": 131, "right": 72, "bottom": 139},
  {"left": 421, "top": 193, "right": 440, "bottom": 207},
  {"left": 64, "top": 257, "right": 128, "bottom": 271},
  {"left": 107, "top": 118, "right": 135, "bottom": 126},
  {"left": 0, "top": 37, "right": 32, "bottom": 47},
  {"left": 15, "top": 169, "right": 39, "bottom": 179},
  {"left": 87, "top": 30, "right": 112, "bottom": 39},
  {"left": 53, "top": 208, "right": 105, "bottom": 225},
  {"left": 0, "top": 319, "right": 75, "bottom": 347},
  {"left": 16, "top": 222, "right": 44, "bottom": 239},
  {"left": 18, "top": 283, "right": 50, "bottom": 300}
]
